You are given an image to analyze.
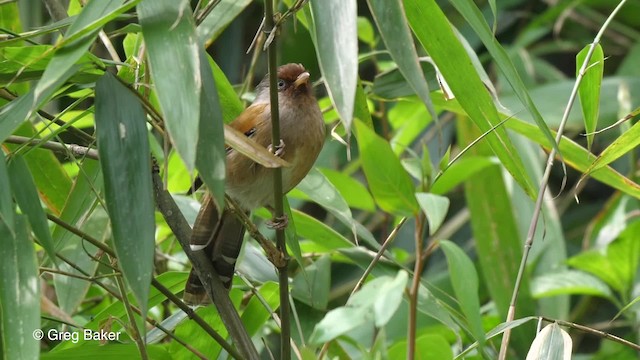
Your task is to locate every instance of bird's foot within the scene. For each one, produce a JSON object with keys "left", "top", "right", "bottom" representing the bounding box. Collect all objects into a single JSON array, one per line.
[
  {"left": 268, "top": 139, "right": 286, "bottom": 158},
  {"left": 266, "top": 214, "right": 289, "bottom": 230}
]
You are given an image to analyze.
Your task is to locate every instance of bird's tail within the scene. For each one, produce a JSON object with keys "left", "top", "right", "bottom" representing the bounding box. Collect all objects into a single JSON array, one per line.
[{"left": 183, "top": 197, "right": 246, "bottom": 305}]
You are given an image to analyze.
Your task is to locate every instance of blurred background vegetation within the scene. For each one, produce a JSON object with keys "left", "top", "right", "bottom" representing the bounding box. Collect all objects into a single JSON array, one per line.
[{"left": 1, "top": 0, "right": 639, "bottom": 359}]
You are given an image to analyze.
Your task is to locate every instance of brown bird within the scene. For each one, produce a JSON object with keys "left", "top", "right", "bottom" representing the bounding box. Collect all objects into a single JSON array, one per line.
[{"left": 183, "top": 63, "right": 326, "bottom": 305}]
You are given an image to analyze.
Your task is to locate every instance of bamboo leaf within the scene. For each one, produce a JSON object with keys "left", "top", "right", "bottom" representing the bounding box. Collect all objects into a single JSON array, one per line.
[
  {"left": 310, "top": 0, "right": 358, "bottom": 133},
  {"left": 355, "top": 120, "right": 419, "bottom": 217},
  {"left": 367, "top": 0, "right": 437, "bottom": 120},
  {"left": 0, "top": 216, "right": 39, "bottom": 360},
  {"left": 138, "top": 0, "right": 201, "bottom": 170},
  {"left": 403, "top": 0, "right": 536, "bottom": 198},
  {"left": 440, "top": 240, "right": 484, "bottom": 347},
  {"left": 8, "top": 155, "right": 56, "bottom": 262},
  {"left": 577, "top": 43, "right": 604, "bottom": 150},
  {"left": 95, "top": 72, "right": 155, "bottom": 316}
]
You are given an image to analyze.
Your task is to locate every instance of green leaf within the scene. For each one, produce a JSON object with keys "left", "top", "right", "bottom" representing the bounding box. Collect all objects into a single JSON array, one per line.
[
  {"left": 6, "top": 123, "right": 73, "bottom": 214},
  {"left": 577, "top": 43, "right": 604, "bottom": 150},
  {"left": 41, "top": 344, "right": 171, "bottom": 360},
  {"left": 283, "top": 197, "right": 304, "bottom": 270},
  {"left": 292, "top": 209, "right": 353, "bottom": 251},
  {"left": 0, "top": 151, "right": 14, "bottom": 229},
  {"left": 138, "top": 0, "right": 201, "bottom": 170},
  {"left": 372, "top": 270, "right": 408, "bottom": 327},
  {"left": 319, "top": 167, "right": 375, "bottom": 212},
  {"left": 356, "top": 16, "right": 375, "bottom": 47},
  {"left": 388, "top": 98, "right": 432, "bottom": 155},
  {"left": 403, "top": 0, "right": 536, "bottom": 198},
  {"left": 440, "top": 240, "right": 484, "bottom": 347},
  {"left": 388, "top": 334, "right": 453, "bottom": 360},
  {"left": 459, "top": 118, "right": 535, "bottom": 351},
  {"left": 7, "top": 155, "right": 56, "bottom": 262},
  {"left": 297, "top": 168, "right": 377, "bottom": 247},
  {"left": 431, "top": 156, "right": 498, "bottom": 195},
  {"left": 567, "top": 221, "right": 640, "bottom": 295},
  {"left": 309, "top": 305, "right": 370, "bottom": 345},
  {"left": 95, "top": 73, "right": 155, "bottom": 317},
  {"left": 582, "top": 120, "right": 640, "bottom": 178},
  {"left": 353, "top": 78, "right": 373, "bottom": 129},
  {"left": 0, "top": 216, "right": 39, "bottom": 360},
  {"left": 209, "top": 57, "right": 244, "bottom": 123},
  {"left": 447, "top": 0, "right": 560, "bottom": 163},
  {"left": 310, "top": 0, "right": 358, "bottom": 133},
  {"left": 296, "top": 168, "right": 353, "bottom": 229},
  {"left": 0, "top": 0, "right": 135, "bottom": 143},
  {"left": 241, "top": 282, "right": 280, "bottom": 335},
  {"left": 367, "top": 0, "right": 437, "bottom": 121},
  {"left": 355, "top": 120, "right": 419, "bottom": 216},
  {"left": 292, "top": 255, "right": 331, "bottom": 310},
  {"left": 415, "top": 193, "right": 449, "bottom": 235},
  {"left": 51, "top": 161, "right": 104, "bottom": 313},
  {"left": 531, "top": 270, "right": 613, "bottom": 300},
  {"left": 309, "top": 272, "right": 407, "bottom": 343},
  {"left": 505, "top": 117, "right": 640, "bottom": 199},
  {"left": 432, "top": 95, "right": 640, "bottom": 199},
  {"left": 196, "top": 0, "right": 252, "bottom": 43},
  {"left": 34, "top": 0, "right": 128, "bottom": 103},
  {"left": 195, "top": 50, "right": 225, "bottom": 208}
]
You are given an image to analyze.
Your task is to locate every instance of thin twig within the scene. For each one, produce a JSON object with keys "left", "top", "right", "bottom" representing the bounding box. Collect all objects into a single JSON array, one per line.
[
  {"left": 351, "top": 217, "right": 408, "bottom": 294},
  {"left": 4, "top": 135, "right": 99, "bottom": 160},
  {"left": 407, "top": 214, "right": 425, "bottom": 360},
  {"left": 114, "top": 270, "right": 148, "bottom": 360},
  {"left": 264, "top": 0, "right": 292, "bottom": 359},
  {"left": 0, "top": 90, "right": 95, "bottom": 145},
  {"left": 498, "top": 1, "right": 630, "bottom": 358}
]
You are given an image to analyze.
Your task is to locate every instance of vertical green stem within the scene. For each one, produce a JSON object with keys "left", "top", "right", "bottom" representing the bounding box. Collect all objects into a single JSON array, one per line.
[
  {"left": 264, "top": 1, "right": 291, "bottom": 359},
  {"left": 408, "top": 214, "right": 425, "bottom": 360}
]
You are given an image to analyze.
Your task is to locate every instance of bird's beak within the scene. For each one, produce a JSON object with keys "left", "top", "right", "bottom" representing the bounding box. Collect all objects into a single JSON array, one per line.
[{"left": 293, "top": 72, "right": 310, "bottom": 88}]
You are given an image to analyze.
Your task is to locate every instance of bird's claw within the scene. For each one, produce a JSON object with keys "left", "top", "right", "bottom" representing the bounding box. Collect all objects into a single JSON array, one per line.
[
  {"left": 268, "top": 139, "right": 286, "bottom": 158},
  {"left": 267, "top": 214, "right": 289, "bottom": 230}
]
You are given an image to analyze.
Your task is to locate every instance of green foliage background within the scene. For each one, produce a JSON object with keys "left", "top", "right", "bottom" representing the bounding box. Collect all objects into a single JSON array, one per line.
[{"left": 0, "top": 0, "right": 639, "bottom": 359}]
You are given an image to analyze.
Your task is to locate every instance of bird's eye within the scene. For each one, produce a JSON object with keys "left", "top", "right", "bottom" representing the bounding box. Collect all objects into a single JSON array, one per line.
[{"left": 277, "top": 79, "right": 286, "bottom": 90}]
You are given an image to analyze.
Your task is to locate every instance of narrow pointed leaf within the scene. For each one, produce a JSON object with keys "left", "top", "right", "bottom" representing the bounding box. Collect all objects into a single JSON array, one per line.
[
  {"left": 195, "top": 50, "right": 225, "bottom": 208},
  {"left": 448, "top": 0, "right": 561, "bottom": 160},
  {"left": 310, "top": 0, "right": 358, "bottom": 133},
  {"left": 138, "top": 0, "right": 201, "bottom": 170},
  {"left": 0, "top": 216, "right": 39, "bottom": 360},
  {"left": 8, "top": 155, "right": 56, "bottom": 262},
  {"left": 95, "top": 73, "right": 155, "bottom": 316},
  {"left": 0, "top": 151, "right": 14, "bottom": 229},
  {"left": 355, "top": 120, "right": 419, "bottom": 216},
  {"left": 440, "top": 240, "right": 484, "bottom": 347},
  {"left": 403, "top": 0, "right": 536, "bottom": 198},
  {"left": 196, "top": 0, "right": 253, "bottom": 43},
  {"left": 34, "top": 0, "right": 127, "bottom": 103},
  {"left": 367, "top": 0, "right": 437, "bottom": 119},
  {"left": 582, "top": 120, "right": 640, "bottom": 178},
  {"left": 577, "top": 43, "right": 604, "bottom": 150},
  {"left": 415, "top": 192, "right": 450, "bottom": 235}
]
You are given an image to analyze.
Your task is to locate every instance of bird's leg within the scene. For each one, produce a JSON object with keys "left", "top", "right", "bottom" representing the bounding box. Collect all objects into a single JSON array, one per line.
[
  {"left": 267, "top": 139, "right": 286, "bottom": 158},
  {"left": 265, "top": 205, "right": 288, "bottom": 230}
]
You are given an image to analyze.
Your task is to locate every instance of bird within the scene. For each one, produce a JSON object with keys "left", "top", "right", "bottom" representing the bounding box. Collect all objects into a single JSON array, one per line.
[{"left": 183, "top": 63, "right": 326, "bottom": 305}]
